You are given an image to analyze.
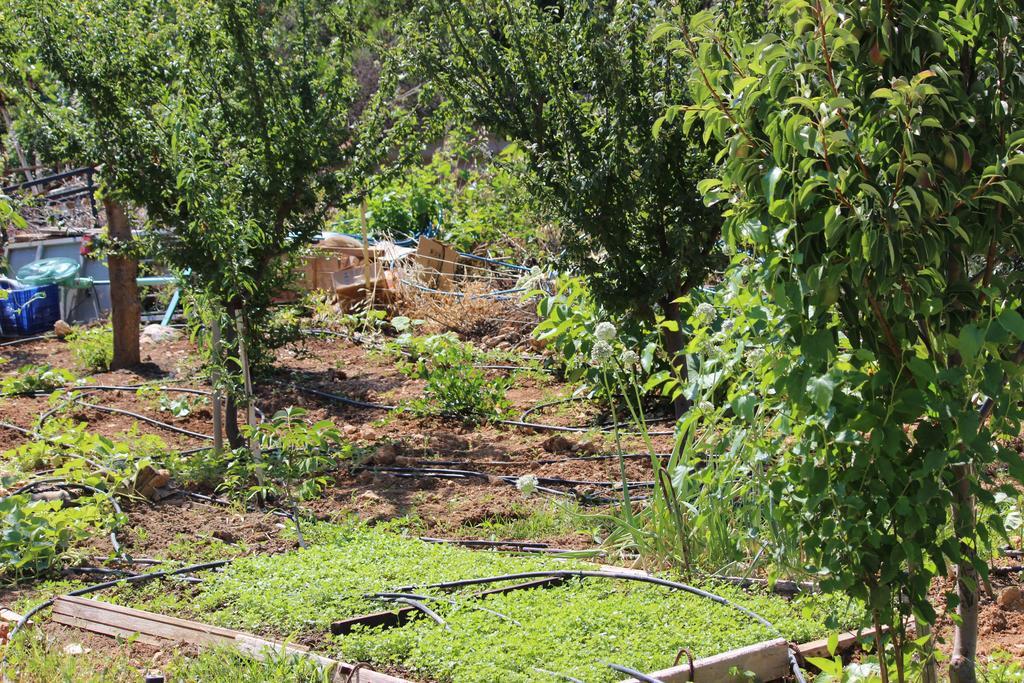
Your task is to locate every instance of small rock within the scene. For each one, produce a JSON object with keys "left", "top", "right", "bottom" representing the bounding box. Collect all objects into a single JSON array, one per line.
[
  {"left": 997, "top": 586, "right": 1022, "bottom": 610},
  {"left": 357, "top": 425, "right": 376, "bottom": 441},
  {"left": 374, "top": 444, "right": 397, "bottom": 465},
  {"left": 211, "top": 529, "right": 238, "bottom": 544},
  {"left": 342, "top": 424, "right": 358, "bottom": 436},
  {"left": 62, "top": 642, "right": 89, "bottom": 655},
  {"left": 53, "top": 320, "right": 73, "bottom": 338},
  {"left": 140, "top": 324, "right": 182, "bottom": 345},
  {"left": 541, "top": 434, "right": 574, "bottom": 453},
  {"left": 358, "top": 490, "right": 383, "bottom": 503}
]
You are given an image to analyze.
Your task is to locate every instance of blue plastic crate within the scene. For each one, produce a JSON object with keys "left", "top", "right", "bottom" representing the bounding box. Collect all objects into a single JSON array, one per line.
[{"left": 0, "top": 284, "right": 60, "bottom": 336}]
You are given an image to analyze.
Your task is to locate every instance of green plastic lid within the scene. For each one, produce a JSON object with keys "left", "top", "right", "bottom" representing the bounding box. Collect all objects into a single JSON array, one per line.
[{"left": 16, "top": 257, "right": 81, "bottom": 286}]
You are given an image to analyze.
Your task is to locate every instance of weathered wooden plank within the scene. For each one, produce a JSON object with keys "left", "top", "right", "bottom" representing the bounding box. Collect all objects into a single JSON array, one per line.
[
  {"left": 618, "top": 638, "right": 790, "bottom": 683},
  {"left": 51, "top": 612, "right": 164, "bottom": 647},
  {"left": 331, "top": 576, "right": 566, "bottom": 635},
  {"left": 58, "top": 596, "right": 260, "bottom": 642},
  {"left": 797, "top": 627, "right": 878, "bottom": 660},
  {"left": 53, "top": 597, "right": 412, "bottom": 683}
]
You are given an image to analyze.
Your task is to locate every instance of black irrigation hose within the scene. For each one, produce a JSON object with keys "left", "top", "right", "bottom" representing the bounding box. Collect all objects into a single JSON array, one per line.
[
  {"left": 0, "top": 421, "right": 32, "bottom": 435},
  {"left": 418, "top": 537, "right": 601, "bottom": 556},
  {"left": 75, "top": 402, "right": 214, "bottom": 441},
  {"left": 369, "top": 592, "right": 518, "bottom": 624},
  {"left": 284, "top": 380, "right": 396, "bottom": 411},
  {"left": 360, "top": 465, "right": 637, "bottom": 504},
  {"left": 515, "top": 397, "right": 675, "bottom": 437},
  {"left": 397, "top": 569, "right": 807, "bottom": 683},
  {"left": 364, "top": 465, "right": 654, "bottom": 490},
  {"left": 6, "top": 479, "right": 123, "bottom": 554},
  {"left": 0, "top": 334, "right": 52, "bottom": 347},
  {"left": 286, "top": 379, "right": 670, "bottom": 437},
  {"left": 370, "top": 595, "right": 448, "bottom": 629},
  {"left": 603, "top": 662, "right": 665, "bottom": 683},
  {"left": 4, "top": 559, "right": 230, "bottom": 651}
]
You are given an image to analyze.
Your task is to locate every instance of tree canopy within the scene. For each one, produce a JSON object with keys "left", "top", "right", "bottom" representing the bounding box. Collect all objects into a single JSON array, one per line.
[
  {"left": 680, "top": 0, "right": 1024, "bottom": 679},
  {"left": 407, "top": 0, "right": 724, "bottom": 322}
]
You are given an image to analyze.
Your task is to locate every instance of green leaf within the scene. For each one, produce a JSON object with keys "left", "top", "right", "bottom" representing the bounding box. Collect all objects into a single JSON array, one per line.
[
  {"left": 997, "top": 309, "right": 1024, "bottom": 340},
  {"left": 763, "top": 167, "right": 784, "bottom": 204},
  {"left": 806, "top": 375, "right": 835, "bottom": 412},
  {"left": 958, "top": 324, "right": 985, "bottom": 363}
]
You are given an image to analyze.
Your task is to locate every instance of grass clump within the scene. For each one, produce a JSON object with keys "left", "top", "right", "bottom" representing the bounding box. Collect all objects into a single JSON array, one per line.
[{"left": 4, "top": 633, "right": 330, "bottom": 683}]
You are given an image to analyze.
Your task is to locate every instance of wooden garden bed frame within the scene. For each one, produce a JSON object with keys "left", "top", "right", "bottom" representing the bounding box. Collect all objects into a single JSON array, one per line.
[{"left": 48, "top": 595, "right": 875, "bottom": 683}]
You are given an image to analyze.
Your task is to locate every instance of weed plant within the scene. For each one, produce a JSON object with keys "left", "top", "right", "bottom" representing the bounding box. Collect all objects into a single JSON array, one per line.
[
  {"left": 392, "top": 333, "right": 509, "bottom": 420},
  {"left": 67, "top": 325, "right": 114, "bottom": 372},
  {"left": 0, "top": 364, "right": 75, "bottom": 396}
]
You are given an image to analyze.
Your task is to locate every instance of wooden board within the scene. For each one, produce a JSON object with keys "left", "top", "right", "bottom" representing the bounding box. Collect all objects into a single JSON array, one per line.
[
  {"left": 52, "top": 596, "right": 410, "bottom": 683},
  {"left": 617, "top": 638, "right": 791, "bottom": 683}
]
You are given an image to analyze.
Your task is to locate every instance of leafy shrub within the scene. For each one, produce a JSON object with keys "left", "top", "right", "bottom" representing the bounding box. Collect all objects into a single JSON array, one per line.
[
  {"left": 331, "top": 137, "right": 549, "bottom": 256},
  {"left": 0, "top": 494, "right": 103, "bottom": 583},
  {"left": 393, "top": 334, "right": 509, "bottom": 420},
  {"left": 67, "top": 325, "right": 114, "bottom": 372},
  {"left": 239, "top": 407, "right": 348, "bottom": 505},
  {"left": 0, "top": 364, "right": 75, "bottom": 396}
]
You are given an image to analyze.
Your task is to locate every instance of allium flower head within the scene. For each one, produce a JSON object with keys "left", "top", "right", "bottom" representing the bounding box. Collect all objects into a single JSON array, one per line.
[
  {"left": 595, "top": 321, "right": 617, "bottom": 342},
  {"left": 694, "top": 303, "right": 716, "bottom": 325},
  {"left": 590, "top": 340, "right": 614, "bottom": 367},
  {"left": 515, "top": 474, "right": 539, "bottom": 496},
  {"left": 619, "top": 349, "right": 640, "bottom": 371}
]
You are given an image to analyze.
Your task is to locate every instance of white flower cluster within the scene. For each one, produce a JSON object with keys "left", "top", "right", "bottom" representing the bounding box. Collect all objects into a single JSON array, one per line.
[
  {"left": 619, "top": 349, "right": 640, "bottom": 372},
  {"left": 515, "top": 473, "right": 539, "bottom": 496},
  {"left": 693, "top": 302, "right": 717, "bottom": 326},
  {"left": 595, "top": 321, "right": 617, "bottom": 341},
  {"left": 590, "top": 340, "right": 615, "bottom": 367}
]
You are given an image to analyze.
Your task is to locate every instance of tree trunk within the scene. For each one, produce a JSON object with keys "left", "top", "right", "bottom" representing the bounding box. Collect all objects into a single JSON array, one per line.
[
  {"left": 661, "top": 295, "right": 691, "bottom": 419},
  {"left": 949, "top": 461, "right": 978, "bottom": 683},
  {"left": 220, "top": 310, "right": 243, "bottom": 449},
  {"left": 103, "top": 199, "right": 140, "bottom": 370}
]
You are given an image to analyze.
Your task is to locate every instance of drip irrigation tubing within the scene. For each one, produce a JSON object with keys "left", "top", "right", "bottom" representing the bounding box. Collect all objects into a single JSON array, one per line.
[
  {"left": 360, "top": 465, "right": 647, "bottom": 504},
  {"left": 368, "top": 592, "right": 517, "bottom": 624},
  {"left": 286, "top": 379, "right": 672, "bottom": 437},
  {"left": 371, "top": 596, "right": 448, "bottom": 629},
  {"left": 517, "top": 396, "right": 676, "bottom": 436},
  {"left": 418, "top": 537, "right": 602, "bottom": 556},
  {"left": 604, "top": 662, "right": 664, "bottom": 683},
  {"left": 413, "top": 452, "right": 665, "bottom": 467},
  {"left": 0, "top": 334, "right": 52, "bottom": 347},
  {"left": 0, "top": 421, "right": 31, "bottom": 435},
  {"left": 363, "top": 465, "right": 655, "bottom": 490},
  {"left": 4, "top": 559, "right": 230, "bottom": 653},
  {"left": 395, "top": 569, "right": 806, "bottom": 683}
]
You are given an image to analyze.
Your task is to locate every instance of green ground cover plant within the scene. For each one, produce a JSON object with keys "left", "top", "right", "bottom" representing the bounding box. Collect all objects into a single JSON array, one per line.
[
  {"left": 3, "top": 633, "right": 330, "bottom": 683},
  {"left": 176, "top": 521, "right": 858, "bottom": 683}
]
